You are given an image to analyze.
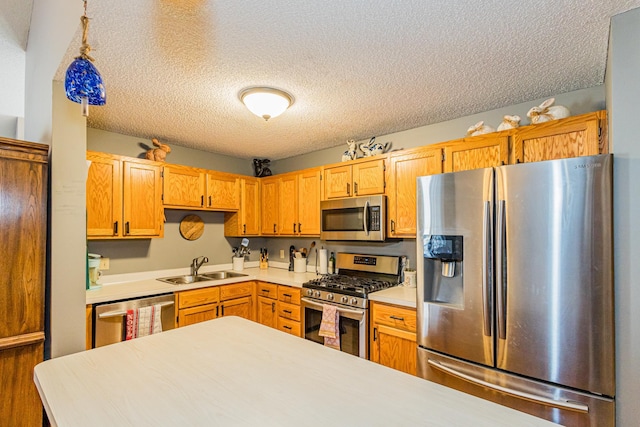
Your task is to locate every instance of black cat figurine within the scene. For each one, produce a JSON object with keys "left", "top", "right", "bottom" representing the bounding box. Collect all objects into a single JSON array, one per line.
[{"left": 253, "top": 158, "right": 272, "bottom": 177}]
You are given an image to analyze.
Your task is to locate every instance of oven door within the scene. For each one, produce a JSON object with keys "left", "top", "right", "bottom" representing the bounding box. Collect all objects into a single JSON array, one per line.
[{"left": 301, "top": 297, "right": 368, "bottom": 358}]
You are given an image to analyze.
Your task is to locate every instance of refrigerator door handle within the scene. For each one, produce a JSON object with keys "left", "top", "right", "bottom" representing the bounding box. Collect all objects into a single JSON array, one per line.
[
  {"left": 482, "top": 200, "right": 492, "bottom": 337},
  {"left": 496, "top": 199, "right": 507, "bottom": 340},
  {"left": 428, "top": 359, "right": 589, "bottom": 413}
]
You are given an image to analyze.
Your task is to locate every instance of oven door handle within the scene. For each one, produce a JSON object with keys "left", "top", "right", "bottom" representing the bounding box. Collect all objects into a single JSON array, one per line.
[{"left": 301, "top": 297, "right": 366, "bottom": 316}]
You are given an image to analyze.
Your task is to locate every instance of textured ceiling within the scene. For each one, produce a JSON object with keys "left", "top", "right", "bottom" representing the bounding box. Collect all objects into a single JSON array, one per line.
[{"left": 38, "top": 1, "right": 640, "bottom": 159}]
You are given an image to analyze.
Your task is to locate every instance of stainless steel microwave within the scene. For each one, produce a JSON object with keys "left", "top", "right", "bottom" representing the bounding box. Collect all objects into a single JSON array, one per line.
[{"left": 320, "top": 195, "right": 386, "bottom": 241}]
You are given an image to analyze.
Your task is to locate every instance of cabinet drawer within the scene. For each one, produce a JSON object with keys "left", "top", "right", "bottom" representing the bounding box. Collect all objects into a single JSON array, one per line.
[
  {"left": 371, "top": 302, "right": 416, "bottom": 333},
  {"left": 278, "top": 301, "right": 301, "bottom": 321},
  {"left": 256, "top": 282, "right": 278, "bottom": 299},
  {"left": 278, "top": 286, "right": 301, "bottom": 305},
  {"left": 177, "top": 287, "right": 220, "bottom": 309},
  {"left": 220, "top": 282, "right": 254, "bottom": 301},
  {"left": 277, "top": 317, "right": 301, "bottom": 337}
]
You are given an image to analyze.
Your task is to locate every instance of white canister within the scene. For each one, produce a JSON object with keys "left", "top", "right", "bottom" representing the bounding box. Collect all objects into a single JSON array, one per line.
[
  {"left": 294, "top": 258, "right": 307, "bottom": 273},
  {"left": 232, "top": 257, "right": 244, "bottom": 271},
  {"left": 404, "top": 269, "right": 417, "bottom": 288}
]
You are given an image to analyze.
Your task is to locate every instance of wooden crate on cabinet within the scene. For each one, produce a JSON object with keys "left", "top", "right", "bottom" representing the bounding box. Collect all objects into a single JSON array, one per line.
[
  {"left": 387, "top": 147, "right": 443, "bottom": 238},
  {"left": 323, "top": 157, "right": 386, "bottom": 200},
  {"left": 224, "top": 177, "right": 260, "bottom": 236},
  {"left": 87, "top": 151, "right": 164, "bottom": 239},
  {"left": 370, "top": 301, "right": 417, "bottom": 376},
  {"left": 443, "top": 133, "right": 510, "bottom": 173},
  {"left": 513, "top": 110, "right": 607, "bottom": 163}
]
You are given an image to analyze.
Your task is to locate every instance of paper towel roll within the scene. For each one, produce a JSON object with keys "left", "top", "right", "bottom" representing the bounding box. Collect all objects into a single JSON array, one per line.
[{"left": 318, "top": 249, "right": 328, "bottom": 274}]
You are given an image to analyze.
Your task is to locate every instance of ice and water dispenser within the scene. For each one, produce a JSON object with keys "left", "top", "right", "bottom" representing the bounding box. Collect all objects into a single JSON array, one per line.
[{"left": 422, "top": 235, "right": 464, "bottom": 305}]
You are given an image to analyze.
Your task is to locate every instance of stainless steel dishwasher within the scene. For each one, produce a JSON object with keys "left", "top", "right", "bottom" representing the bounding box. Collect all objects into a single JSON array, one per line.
[{"left": 93, "top": 293, "right": 176, "bottom": 348}]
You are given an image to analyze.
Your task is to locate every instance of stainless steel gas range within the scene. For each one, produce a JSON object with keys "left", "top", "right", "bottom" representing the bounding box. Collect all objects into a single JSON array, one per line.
[{"left": 301, "top": 253, "right": 402, "bottom": 358}]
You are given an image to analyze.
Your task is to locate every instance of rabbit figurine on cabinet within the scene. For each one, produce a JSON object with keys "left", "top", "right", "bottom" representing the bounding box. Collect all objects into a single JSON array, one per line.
[
  {"left": 359, "top": 137, "right": 391, "bottom": 157},
  {"left": 497, "top": 115, "right": 521, "bottom": 131},
  {"left": 466, "top": 121, "right": 496, "bottom": 137},
  {"left": 527, "top": 98, "right": 570, "bottom": 124},
  {"left": 342, "top": 139, "right": 358, "bottom": 161},
  {"left": 145, "top": 138, "right": 171, "bottom": 162}
]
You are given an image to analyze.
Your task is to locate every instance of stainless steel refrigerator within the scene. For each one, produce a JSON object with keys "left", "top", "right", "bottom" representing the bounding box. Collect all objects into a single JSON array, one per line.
[{"left": 416, "top": 154, "right": 614, "bottom": 427}]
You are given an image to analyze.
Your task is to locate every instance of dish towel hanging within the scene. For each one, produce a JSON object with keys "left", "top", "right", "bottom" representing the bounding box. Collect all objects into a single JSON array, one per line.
[
  {"left": 126, "top": 305, "right": 163, "bottom": 340},
  {"left": 318, "top": 304, "right": 340, "bottom": 350}
]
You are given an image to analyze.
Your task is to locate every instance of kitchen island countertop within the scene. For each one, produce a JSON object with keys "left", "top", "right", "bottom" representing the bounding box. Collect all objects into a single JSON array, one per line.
[{"left": 35, "top": 316, "right": 559, "bottom": 427}]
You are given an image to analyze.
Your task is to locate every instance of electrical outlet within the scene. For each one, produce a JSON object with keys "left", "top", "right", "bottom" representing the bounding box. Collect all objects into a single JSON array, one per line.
[
  {"left": 279, "top": 249, "right": 285, "bottom": 259},
  {"left": 99, "top": 257, "right": 110, "bottom": 270}
]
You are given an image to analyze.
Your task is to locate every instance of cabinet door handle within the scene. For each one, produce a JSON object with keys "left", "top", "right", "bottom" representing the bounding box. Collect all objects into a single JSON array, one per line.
[
  {"left": 283, "top": 293, "right": 292, "bottom": 298},
  {"left": 216, "top": 306, "right": 219, "bottom": 317},
  {"left": 298, "top": 222, "right": 302, "bottom": 233},
  {"left": 284, "top": 309, "right": 292, "bottom": 314},
  {"left": 125, "top": 222, "right": 130, "bottom": 235},
  {"left": 390, "top": 315, "right": 404, "bottom": 321},
  {"left": 243, "top": 224, "right": 246, "bottom": 234},
  {"left": 283, "top": 325, "right": 292, "bottom": 330},
  {"left": 201, "top": 195, "right": 204, "bottom": 207},
  {"left": 346, "top": 183, "right": 350, "bottom": 196},
  {"left": 354, "top": 182, "right": 358, "bottom": 195},
  {"left": 221, "top": 305, "right": 224, "bottom": 316},
  {"left": 390, "top": 219, "right": 396, "bottom": 233},
  {"left": 373, "top": 327, "right": 377, "bottom": 341},
  {"left": 273, "top": 224, "right": 276, "bottom": 233},
  {"left": 293, "top": 223, "right": 297, "bottom": 233},
  {"left": 113, "top": 221, "right": 118, "bottom": 234},
  {"left": 272, "top": 302, "right": 276, "bottom": 312},
  {"left": 208, "top": 195, "right": 212, "bottom": 206}
]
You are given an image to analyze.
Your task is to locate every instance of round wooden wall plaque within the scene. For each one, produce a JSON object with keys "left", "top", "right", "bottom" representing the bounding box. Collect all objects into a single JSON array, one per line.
[{"left": 179, "top": 214, "right": 204, "bottom": 240}]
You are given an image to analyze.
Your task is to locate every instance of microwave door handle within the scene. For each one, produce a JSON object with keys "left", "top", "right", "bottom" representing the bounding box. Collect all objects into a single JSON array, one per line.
[{"left": 363, "top": 200, "right": 369, "bottom": 235}]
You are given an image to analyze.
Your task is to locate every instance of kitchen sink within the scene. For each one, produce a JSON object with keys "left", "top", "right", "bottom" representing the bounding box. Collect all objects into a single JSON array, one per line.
[
  {"left": 198, "top": 271, "right": 248, "bottom": 280},
  {"left": 157, "top": 275, "right": 211, "bottom": 285},
  {"left": 157, "top": 271, "right": 248, "bottom": 285}
]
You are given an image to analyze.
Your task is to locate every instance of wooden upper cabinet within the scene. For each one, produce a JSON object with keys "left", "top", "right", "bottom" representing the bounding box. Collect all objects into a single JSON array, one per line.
[
  {"left": 87, "top": 152, "right": 122, "bottom": 237},
  {"left": 387, "top": 147, "right": 443, "bottom": 238},
  {"left": 206, "top": 171, "right": 239, "bottom": 211},
  {"left": 223, "top": 177, "right": 260, "bottom": 237},
  {"left": 297, "top": 168, "right": 321, "bottom": 236},
  {"left": 260, "top": 176, "right": 279, "bottom": 235},
  {"left": 444, "top": 133, "right": 510, "bottom": 173},
  {"left": 122, "top": 161, "right": 164, "bottom": 237},
  {"left": 163, "top": 164, "right": 206, "bottom": 209},
  {"left": 513, "top": 111, "right": 606, "bottom": 164},
  {"left": 278, "top": 173, "right": 298, "bottom": 235},
  {"left": 323, "top": 157, "right": 385, "bottom": 200},
  {"left": 87, "top": 151, "right": 163, "bottom": 239}
]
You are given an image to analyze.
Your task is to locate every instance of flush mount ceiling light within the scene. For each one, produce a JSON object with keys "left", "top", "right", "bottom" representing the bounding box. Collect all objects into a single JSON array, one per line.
[
  {"left": 64, "top": 0, "right": 106, "bottom": 117},
  {"left": 239, "top": 87, "right": 294, "bottom": 121}
]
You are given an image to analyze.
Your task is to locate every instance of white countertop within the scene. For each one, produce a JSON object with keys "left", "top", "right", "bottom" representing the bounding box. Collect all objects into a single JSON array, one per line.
[
  {"left": 87, "top": 264, "right": 318, "bottom": 305},
  {"left": 368, "top": 285, "right": 417, "bottom": 308},
  {"left": 35, "top": 316, "right": 559, "bottom": 427}
]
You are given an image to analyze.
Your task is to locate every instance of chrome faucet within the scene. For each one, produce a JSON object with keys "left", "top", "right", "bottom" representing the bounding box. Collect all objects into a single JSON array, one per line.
[{"left": 191, "top": 256, "right": 208, "bottom": 276}]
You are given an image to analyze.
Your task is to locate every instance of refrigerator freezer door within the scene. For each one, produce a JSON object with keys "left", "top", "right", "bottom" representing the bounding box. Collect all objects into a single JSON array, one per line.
[
  {"left": 417, "top": 168, "right": 494, "bottom": 366},
  {"left": 495, "top": 154, "right": 614, "bottom": 396},
  {"left": 418, "top": 349, "right": 615, "bottom": 427}
]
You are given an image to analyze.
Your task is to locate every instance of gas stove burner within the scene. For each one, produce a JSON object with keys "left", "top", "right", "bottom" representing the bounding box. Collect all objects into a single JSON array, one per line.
[{"left": 303, "top": 274, "right": 398, "bottom": 298}]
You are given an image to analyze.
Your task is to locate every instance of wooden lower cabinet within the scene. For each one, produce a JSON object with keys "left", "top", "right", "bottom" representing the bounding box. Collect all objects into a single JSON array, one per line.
[
  {"left": 175, "top": 282, "right": 254, "bottom": 327},
  {"left": 255, "top": 282, "right": 301, "bottom": 337},
  {"left": 370, "top": 302, "right": 417, "bottom": 376}
]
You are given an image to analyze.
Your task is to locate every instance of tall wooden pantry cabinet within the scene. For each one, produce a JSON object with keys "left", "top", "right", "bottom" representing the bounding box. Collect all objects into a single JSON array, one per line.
[{"left": 0, "top": 137, "right": 48, "bottom": 426}]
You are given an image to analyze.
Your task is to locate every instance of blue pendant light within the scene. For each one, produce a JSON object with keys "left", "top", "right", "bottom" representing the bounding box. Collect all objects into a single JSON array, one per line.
[{"left": 64, "top": 0, "right": 106, "bottom": 117}]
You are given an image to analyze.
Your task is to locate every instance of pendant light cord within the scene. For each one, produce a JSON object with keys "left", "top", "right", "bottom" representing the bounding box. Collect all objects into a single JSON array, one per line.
[{"left": 78, "top": 0, "right": 95, "bottom": 62}]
